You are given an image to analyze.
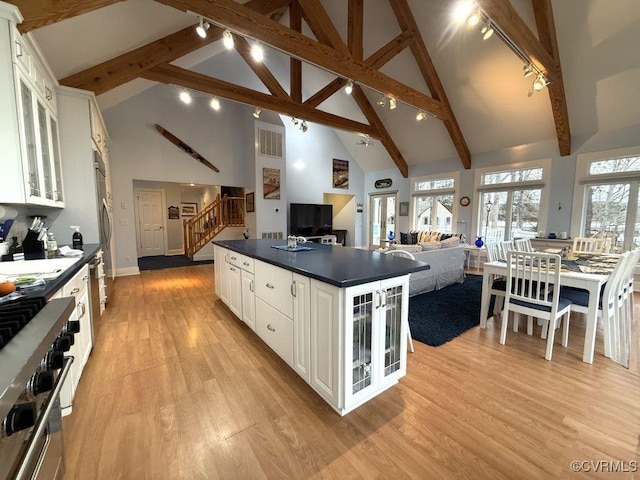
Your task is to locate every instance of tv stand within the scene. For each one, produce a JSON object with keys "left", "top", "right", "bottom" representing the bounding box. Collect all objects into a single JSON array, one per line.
[{"left": 302, "top": 235, "right": 337, "bottom": 245}]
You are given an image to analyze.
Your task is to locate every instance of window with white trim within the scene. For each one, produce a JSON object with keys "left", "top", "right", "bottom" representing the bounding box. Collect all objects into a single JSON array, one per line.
[
  {"left": 475, "top": 159, "right": 551, "bottom": 242},
  {"left": 572, "top": 148, "right": 640, "bottom": 253},
  {"left": 410, "top": 172, "right": 459, "bottom": 233}
]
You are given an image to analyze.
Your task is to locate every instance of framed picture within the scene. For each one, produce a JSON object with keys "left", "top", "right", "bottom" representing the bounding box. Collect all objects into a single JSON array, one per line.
[
  {"left": 168, "top": 205, "right": 180, "bottom": 219},
  {"left": 180, "top": 202, "right": 198, "bottom": 217},
  {"left": 246, "top": 192, "right": 255, "bottom": 212},
  {"left": 263, "top": 168, "right": 280, "bottom": 199},
  {"left": 333, "top": 158, "right": 349, "bottom": 189},
  {"left": 399, "top": 202, "right": 409, "bottom": 216}
]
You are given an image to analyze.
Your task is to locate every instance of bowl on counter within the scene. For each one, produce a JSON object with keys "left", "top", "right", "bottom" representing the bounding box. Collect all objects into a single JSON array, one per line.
[{"left": 547, "top": 233, "right": 557, "bottom": 239}]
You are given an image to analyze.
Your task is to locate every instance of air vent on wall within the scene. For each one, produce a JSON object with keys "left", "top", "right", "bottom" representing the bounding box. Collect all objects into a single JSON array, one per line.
[
  {"left": 261, "top": 232, "right": 283, "bottom": 239},
  {"left": 258, "top": 128, "right": 283, "bottom": 158}
]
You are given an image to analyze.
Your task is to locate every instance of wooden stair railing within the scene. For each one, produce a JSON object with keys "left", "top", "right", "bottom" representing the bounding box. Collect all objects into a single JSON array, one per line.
[{"left": 183, "top": 194, "right": 245, "bottom": 260}]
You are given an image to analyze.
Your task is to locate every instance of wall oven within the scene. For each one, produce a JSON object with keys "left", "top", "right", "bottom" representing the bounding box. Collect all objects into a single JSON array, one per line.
[{"left": 0, "top": 297, "right": 75, "bottom": 480}]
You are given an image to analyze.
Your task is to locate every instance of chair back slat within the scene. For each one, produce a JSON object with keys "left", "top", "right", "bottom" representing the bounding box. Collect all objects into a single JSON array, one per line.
[
  {"left": 486, "top": 243, "right": 502, "bottom": 262},
  {"left": 500, "top": 241, "right": 515, "bottom": 260},
  {"left": 573, "top": 237, "right": 609, "bottom": 254},
  {"left": 515, "top": 238, "right": 534, "bottom": 253},
  {"left": 507, "top": 251, "right": 561, "bottom": 311}
]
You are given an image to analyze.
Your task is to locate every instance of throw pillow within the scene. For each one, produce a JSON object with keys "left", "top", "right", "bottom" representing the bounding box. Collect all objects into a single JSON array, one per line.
[
  {"left": 400, "top": 232, "right": 409, "bottom": 245},
  {"left": 419, "top": 242, "right": 442, "bottom": 251},
  {"left": 410, "top": 232, "right": 419, "bottom": 244}
]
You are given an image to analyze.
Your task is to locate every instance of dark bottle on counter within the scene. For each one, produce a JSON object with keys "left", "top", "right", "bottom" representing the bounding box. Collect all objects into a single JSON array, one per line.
[{"left": 71, "top": 226, "right": 83, "bottom": 250}]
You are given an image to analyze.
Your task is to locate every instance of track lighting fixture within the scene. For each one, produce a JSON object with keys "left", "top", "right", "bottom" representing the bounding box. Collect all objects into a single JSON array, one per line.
[
  {"left": 376, "top": 95, "right": 386, "bottom": 107},
  {"left": 253, "top": 107, "right": 261, "bottom": 118},
  {"left": 416, "top": 110, "right": 426, "bottom": 121},
  {"left": 467, "top": 8, "right": 481, "bottom": 27},
  {"left": 344, "top": 80, "right": 354, "bottom": 95},
  {"left": 210, "top": 96, "right": 221, "bottom": 111},
  {"left": 532, "top": 73, "right": 549, "bottom": 91},
  {"left": 222, "top": 29, "right": 234, "bottom": 50},
  {"left": 481, "top": 20, "right": 494, "bottom": 40},
  {"left": 251, "top": 41, "right": 264, "bottom": 62},
  {"left": 290, "top": 117, "right": 307, "bottom": 132},
  {"left": 196, "top": 16, "right": 210, "bottom": 39},
  {"left": 522, "top": 63, "right": 534, "bottom": 78},
  {"left": 179, "top": 90, "right": 192, "bottom": 104},
  {"left": 291, "top": 117, "right": 299, "bottom": 126},
  {"left": 300, "top": 120, "right": 308, "bottom": 133},
  {"left": 389, "top": 97, "right": 397, "bottom": 110}
]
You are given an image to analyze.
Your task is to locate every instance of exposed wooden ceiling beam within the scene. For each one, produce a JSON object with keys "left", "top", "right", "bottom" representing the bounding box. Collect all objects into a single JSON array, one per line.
[
  {"left": 352, "top": 86, "right": 408, "bottom": 178},
  {"left": 141, "top": 63, "right": 379, "bottom": 138},
  {"left": 298, "top": 0, "right": 350, "bottom": 55},
  {"left": 365, "top": 30, "right": 413, "bottom": 70},
  {"left": 533, "top": 0, "right": 571, "bottom": 156},
  {"left": 477, "top": 0, "right": 559, "bottom": 83},
  {"left": 156, "top": 0, "right": 450, "bottom": 120},
  {"left": 290, "top": 0, "right": 302, "bottom": 103},
  {"left": 58, "top": 0, "right": 292, "bottom": 94},
  {"left": 390, "top": 0, "right": 471, "bottom": 169},
  {"left": 348, "top": 0, "right": 363, "bottom": 61},
  {"left": 234, "top": 35, "right": 290, "bottom": 99},
  {"left": 303, "top": 78, "right": 346, "bottom": 108},
  {"left": 8, "top": 0, "right": 124, "bottom": 33}
]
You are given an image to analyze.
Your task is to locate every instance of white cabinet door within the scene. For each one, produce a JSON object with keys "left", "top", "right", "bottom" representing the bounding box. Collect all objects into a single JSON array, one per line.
[
  {"left": 241, "top": 269, "right": 255, "bottom": 331},
  {"left": 378, "top": 276, "right": 408, "bottom": 388},
  {"left": 292, "top": 273, "right": 310, "bottom": 381},
  {"left": 215, "top": 247, "right": 229, "bottom": 305},
  {"left": 227, "top": 263, "right": 242, "bottom": 319},
  {"left": 255, "top": 260, "right": 293, "bottom": 318},
  {"left": 76, "top": 287, "right": 92, "bottom": 370},
  {"left": 310, "top": 280, "right": 341, "bottom": 408}
]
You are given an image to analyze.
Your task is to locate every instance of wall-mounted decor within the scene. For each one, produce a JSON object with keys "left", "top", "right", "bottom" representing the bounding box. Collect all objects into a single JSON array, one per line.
[
  {"left": 246, "top": 192, "right": 255, "bottom": 212},
  {"left": 399, "top": 202, "right": 409, "bottom": 216},
  {"left": 263, "top": 168, "right": 280, "bottom": 199},
  {"left": 180, "top": 202, "right": 198, "bottom": 217},
  {"left": 168, "top": 205, "right": 180, "bottom": 219},
  {"left": 333, "top": 158, "right": 349, "bottom": 189},
  {"left": 154, "top": 124, "right": 219, "bottom": 172},
  {"left": 459, "top": 196, "right": 471, "bottom": 207},
  {"left": 375, "top": 178, "right": 392, "bottom": 189},
  {"left": 356, "top": 202, "right": 363, "bottom": 213}
]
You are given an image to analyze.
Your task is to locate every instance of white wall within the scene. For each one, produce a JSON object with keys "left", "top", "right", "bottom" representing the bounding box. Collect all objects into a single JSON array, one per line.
[
  {"left": 103, "top": 83, "right": 254, "bottom": 274},
  {"left": 285, "top": 119, "right": 365, "bottom": 246}
]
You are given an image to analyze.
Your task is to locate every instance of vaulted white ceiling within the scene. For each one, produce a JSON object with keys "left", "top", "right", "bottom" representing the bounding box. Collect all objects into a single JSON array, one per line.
[{"left": 27, "top": 0, "right": 640, "bottom": 173}]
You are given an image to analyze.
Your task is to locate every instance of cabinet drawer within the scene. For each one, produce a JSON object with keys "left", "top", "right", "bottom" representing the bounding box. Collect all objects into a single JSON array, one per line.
[
  {"left": 255, "top": 260, "right": 293, "bottom": 318},
  {"left": 256, "top": 298, "right": 293, "bottom": 366},
  {"left": 63, "top": 264, "right": 89, "bottom": 298},
  {"left": 11, "top": 26, "right": 32, "bottom": 76},
  {"left": 227, "top": 251, "right": 242, "bottom": 268},
  {"left": 239, "top": 255, "right": 254, "bottom": 274}
]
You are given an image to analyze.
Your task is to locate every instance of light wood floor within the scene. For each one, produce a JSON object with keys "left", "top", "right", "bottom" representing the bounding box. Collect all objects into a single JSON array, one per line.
[{"left": 62, "top": 266, "right": 640, "bottom": 480}]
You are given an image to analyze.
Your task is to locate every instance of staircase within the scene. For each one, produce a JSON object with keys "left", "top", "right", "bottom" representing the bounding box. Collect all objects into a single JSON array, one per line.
[{"left": 183, "top": 194, "right": 245, "bottom": 260}]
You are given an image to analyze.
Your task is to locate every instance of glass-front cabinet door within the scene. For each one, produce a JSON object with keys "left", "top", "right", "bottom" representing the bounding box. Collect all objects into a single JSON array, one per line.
[
  {"left": 379, "top": 278, "right": 407, "bottom": 386},
  {"left": 18, "top": 78, "right": 40, "bottom": 198},
  {"left": 37, "top": 100, "right": 53, "bottom": 200}
]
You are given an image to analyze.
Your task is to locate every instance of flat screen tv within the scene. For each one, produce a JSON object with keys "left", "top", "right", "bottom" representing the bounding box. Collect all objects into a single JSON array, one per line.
[{"left": 289, "top": 203, "right": 333, "bottom": 237}]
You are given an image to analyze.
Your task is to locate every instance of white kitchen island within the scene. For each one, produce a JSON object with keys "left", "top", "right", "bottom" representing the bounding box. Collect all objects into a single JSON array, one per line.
[{"left": 213, "top": 239, "right": 429, "bottom": 416}]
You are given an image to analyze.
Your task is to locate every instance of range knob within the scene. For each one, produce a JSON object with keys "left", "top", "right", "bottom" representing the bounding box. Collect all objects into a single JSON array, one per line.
[
  {"left": 52, "top": 333, "right": 74, "bottom": 352},
  {"left": 41, "top": 351, "right": 64, "bottom": 370},
  {"left": 3, "top": 403, "right": 37, "bottom": 437},
  {"left": 26, "top": 371, "right": 54, "bottom": 397},
  {"left": 63, "top": 320, "right": 80, "bottom": 334}
]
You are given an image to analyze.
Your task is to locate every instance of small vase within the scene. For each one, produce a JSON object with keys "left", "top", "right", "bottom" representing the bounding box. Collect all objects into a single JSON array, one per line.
[{"left": 475, "top": 236, "right": 484, "bottom": 248}]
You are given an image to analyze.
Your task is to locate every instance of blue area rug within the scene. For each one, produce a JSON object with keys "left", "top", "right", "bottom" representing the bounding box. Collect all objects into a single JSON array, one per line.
[
  {"left": 408, "top": 274, "right": 492, "bottom": 347},
  {"left": 138, "top": 255, "right": 213, "bottom": 271}
]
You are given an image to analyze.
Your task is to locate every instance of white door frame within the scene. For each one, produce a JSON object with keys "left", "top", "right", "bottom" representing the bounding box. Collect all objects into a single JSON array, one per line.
[
  {"left": 134, "top": 188, "right": 168, "bottom": 257},
  {"left": 368, "top": 191, "right": 398, "bottom": 248}
]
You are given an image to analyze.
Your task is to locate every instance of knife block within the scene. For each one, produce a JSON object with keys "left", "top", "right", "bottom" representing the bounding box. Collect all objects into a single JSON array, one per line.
[{"left": 22, "top": 230, "right": 45, "bottom": 260}]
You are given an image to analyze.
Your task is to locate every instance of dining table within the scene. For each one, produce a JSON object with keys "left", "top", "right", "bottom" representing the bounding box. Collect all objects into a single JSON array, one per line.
[{"left": 480, "top": 253, "right": 619, "bottom": 364}]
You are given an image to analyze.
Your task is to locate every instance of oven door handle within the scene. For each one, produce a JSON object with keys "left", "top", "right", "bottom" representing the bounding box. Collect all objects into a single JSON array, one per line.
[{"left": 14, "top": 356, "right": 75, "bottom": 480}]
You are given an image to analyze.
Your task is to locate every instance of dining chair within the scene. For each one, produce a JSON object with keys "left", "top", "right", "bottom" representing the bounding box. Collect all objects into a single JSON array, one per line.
[
  {"left": 485, "top": 243, "right": 506, "bottom": 317},
  {"left": 499, "top": 240, "right": 515, "bottom": 260},
  {"left": 559, "top": 251, "right": 631, "bottom": 360},
  {"left": 500, "top": 251, "right": 572, "bottom": 360},
  {"left": 612, "top": 249, "right": 640, "bottom": 366},
  {"left": 515, "top": 238, "right": 534, "bottom": 253},
  {"left": 385, "top": 249, "right": 416, "bottom": 353},
  {"left": 572, "top": 237, "right": 609, "bottom": 254}
]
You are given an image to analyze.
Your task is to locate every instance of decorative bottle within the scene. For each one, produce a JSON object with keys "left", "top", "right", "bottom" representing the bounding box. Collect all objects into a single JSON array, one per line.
[
  {"left": 475, "top": 236, "right": 484, "bottom": 247},
  {"left": 71, "top": 226, "right": 83, "bottom": 250}
]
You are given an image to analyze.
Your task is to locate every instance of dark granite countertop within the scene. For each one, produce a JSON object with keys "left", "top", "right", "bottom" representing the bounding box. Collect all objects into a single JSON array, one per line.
[
  {"left": 212, "top": 239, "right": 429, "bottom": 288},
  {"left": 1, "top": 243, "right": 101, "bottom": 300}
]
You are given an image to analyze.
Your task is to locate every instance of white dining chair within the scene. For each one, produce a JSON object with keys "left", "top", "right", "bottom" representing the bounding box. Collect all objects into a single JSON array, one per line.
[
  {"left": 572, "top": 237, "right": 609, "bottom": 254},
  {"left": 559, "top": 251, "right": 631, "bottom": 360},
  {"left": 515, "top": 238, "right": 534, "bottom": 253},
  {"left": 485, "top": 243, "right": 506, "bottom": 318},
  {"left": 385, "top": 249, "right": 416, "bottom": 353},
  {"left": 611, "top": 249, "right": 640, "bottom": 366},
  {"left": 500, "top": 251, "right": 572, "bottom": 360},
  {"left": 499, "top": 240, "right": 515, "bottom": 260}
]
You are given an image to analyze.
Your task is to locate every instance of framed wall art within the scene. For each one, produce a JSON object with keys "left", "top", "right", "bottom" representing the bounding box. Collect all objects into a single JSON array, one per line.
[
  {"left": 180, "top": 202, "right": 198, "bottom": 217},
  {"left": 246, "top": 192, "right": 255, "bottom": 212},
  {"left": 333, "top": 158, "right": 349, "bottom": 189},
  {"left": 263, "top": 168, "right": 280, "bottom": 199},
  {"left": 399, "top": 202, "right": 409, "bottom": 216}
]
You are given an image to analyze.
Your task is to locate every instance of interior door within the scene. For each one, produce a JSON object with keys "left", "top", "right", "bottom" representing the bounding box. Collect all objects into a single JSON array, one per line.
[
  {"left": 369, "top": 193, "right": 397, "bottom": 248},
  {"left": 135, "top": 189, "right": 165, "bottom": 257}
]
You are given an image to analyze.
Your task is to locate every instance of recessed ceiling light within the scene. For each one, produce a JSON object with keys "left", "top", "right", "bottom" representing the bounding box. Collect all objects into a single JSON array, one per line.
[{"left": 189, "top": 183, "right": 195, "bottom": 187}]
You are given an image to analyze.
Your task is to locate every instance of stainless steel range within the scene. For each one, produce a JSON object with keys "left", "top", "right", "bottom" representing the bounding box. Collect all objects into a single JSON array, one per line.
[{"left": 0, "top": 296, "right": 75, "bottom": 480}]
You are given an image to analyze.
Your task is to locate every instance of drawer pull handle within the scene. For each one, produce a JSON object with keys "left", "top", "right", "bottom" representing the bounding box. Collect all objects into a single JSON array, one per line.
[
  {"left": 230, "top": 267, "right": 236, "bottom": 272},
  {"left": 291, "top": 280, "right": 296, "bottom": 297},
  {"left": 376, "top": 290, "right": 382, "bottom": 309},
  {"left": 243, "top": 261, "right": 250, "bottom": 266},
  {"left": 82, "top": 275, "right": 89, "bottom": 281},
  {"left": 267, "top": 324, "right": 276, "bottom": 332},
  {"left": 70, "top": 287, "right": 80, "bottom": 294},
  {"left": 250, "top": 280, "right": 254, "bottom": 292},
  {"left": 230, "top": 256, "right": 237, "bottom": 260},
  {"left": 266, "top": 283, "right": 274, "bottom": 289}
]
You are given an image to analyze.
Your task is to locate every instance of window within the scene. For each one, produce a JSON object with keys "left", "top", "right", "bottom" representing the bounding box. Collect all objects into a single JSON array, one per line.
[
  {"left": 410, "top": 172, "right": 459, "bottom": 233},
  {"left": 475, "top": 159, "right": 550, "bottom": 242},
  {"left": 573, "top": 149, "right": 640, "bottom": 252}
]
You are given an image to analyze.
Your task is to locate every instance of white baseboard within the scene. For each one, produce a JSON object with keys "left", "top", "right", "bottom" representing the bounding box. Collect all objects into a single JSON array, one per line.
[
  {"left": 116, "top": 266, "right": 140, "bottom": 276},
  {"left": 166, "top": 249, "right": 184, "bottom": 256},
  {"left": 193, "top": 253, "right": 214, "bottom": 261}
]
